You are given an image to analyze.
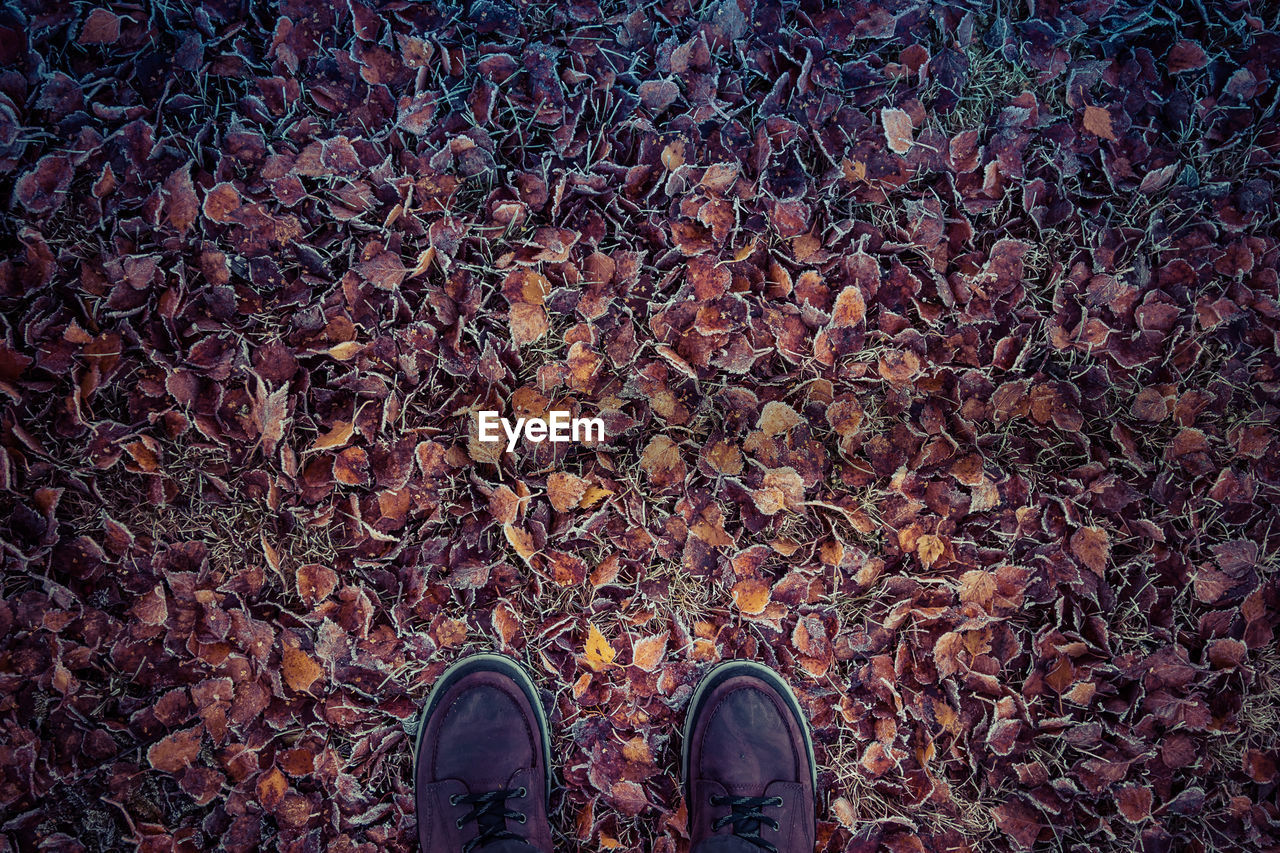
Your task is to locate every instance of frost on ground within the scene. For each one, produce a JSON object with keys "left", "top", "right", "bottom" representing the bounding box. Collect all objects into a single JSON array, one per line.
[{"left": 1, "top": 1, "right": 1278, "bottom": 851}]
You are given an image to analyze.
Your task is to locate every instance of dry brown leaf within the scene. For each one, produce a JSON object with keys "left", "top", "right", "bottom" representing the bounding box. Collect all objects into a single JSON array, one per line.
[
  {"left": 548, "top": 471, "right": 589, "bottom": 513},
  {"left": 758, "top": 401, "right": 801, "bottom": 437},
  {"left": 751, "top": 467, "right": 804, "bottom": 515},
  {"left": 511, "top": 303, "right": 549, "bottom": 345},
  {"left": 1083, "top": 105, "right": 1116, "bottom": 141},
  {"left": 147, "top": 726, "right": 202, "bottom": 774},
  {"left": 639, "top": 435, "right": 686, "bottom": 490},
  {"left": 282, "top": 646, "right": 324, "bottom": 693},
  {"left": 1070, "top": 526, "right": 1110, "bottom": 576},
  {"left": 704, "top": 440, "right": 743, "bottom": 476}
]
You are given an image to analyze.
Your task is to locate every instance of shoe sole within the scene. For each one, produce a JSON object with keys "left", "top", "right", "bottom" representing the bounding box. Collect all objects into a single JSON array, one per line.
[
  {"left": 413, "top": 653, "right": 553, "bottom": 806},
  {"left": 680, "top": 659, "right": 818, "bottom": 804}
]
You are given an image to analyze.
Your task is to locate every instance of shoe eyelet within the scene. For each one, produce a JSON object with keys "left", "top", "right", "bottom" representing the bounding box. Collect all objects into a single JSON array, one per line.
[
  {"left": 517, "top": 814, "right": 527, "bottom": 824},
  {"left": 449, "top": 794, "right": 461, "bottom": 806},
  {"left": 516, "top": 786, "right": 527, "bottom": 798},
  {"left": 455, "top": 818, "right": 464, "bottom": 828},
  {"left": 708, "top": 795, "right": 717, "bottom": 806}
]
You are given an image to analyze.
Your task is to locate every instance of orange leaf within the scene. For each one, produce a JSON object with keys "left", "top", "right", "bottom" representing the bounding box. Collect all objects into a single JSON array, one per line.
[
  {"left": 731, "top": 577, "right": 771, "bottom": 615},
  {"left": 282, "top": 645, "right": 324, "bottom": 693},
  {"left": 830, "top": 285, "right": 866, "bottom": 326},
  {"left": 631, "top": 633, "right": 668, "bottom": 671},
  {"left": 257, "top": 766, "right": 289, "bottom": 811},
  {"left": 492, "top": 602, "right": 520, "bottom": 646},
  {"left": 860, "top": 742, "right": 895, "bottom": 776},
  {"left": 878, "top": 349, "right": 921, "bottom": 383},
  {"left": 1069, "top": 526, "right": 1110, "bottom": 576},
  {"left": 147, "top": 725, "right": 202, "bottom": 773}
]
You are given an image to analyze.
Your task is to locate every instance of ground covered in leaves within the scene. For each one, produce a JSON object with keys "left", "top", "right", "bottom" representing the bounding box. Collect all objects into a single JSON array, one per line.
[{"left": 1, "top": 0, "right": 1279, "bottom": 851}]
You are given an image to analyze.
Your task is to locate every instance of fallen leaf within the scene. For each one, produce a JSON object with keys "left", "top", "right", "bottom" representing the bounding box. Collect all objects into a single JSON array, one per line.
[
  {"left": 282, "top": 646, "right": 324, "bottom": 693},
  {"left": 631, "top": 633, "right": 668, "bottom": 671},
  {"left": 731, "top": 578, "right": 771, "bottom": 615},
  {"left": 584, "top": 624, "right": 617, "bottom": 671},
  {"left": 1083, "top": 105, "right": 1116, "bottom": 141},
  {"left": 881, "top": 107, "right": 915, "bottom": 154},
  {"left": 311, "top": 421, "right": 354, "bottom": 452},
  {"left": 548, "top": 471, "right": 589, "bottom": 513}
]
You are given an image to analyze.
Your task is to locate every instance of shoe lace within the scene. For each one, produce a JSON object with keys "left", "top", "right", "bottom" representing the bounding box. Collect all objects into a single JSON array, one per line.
[
  {"left": 710, "top": 794, "right": 784, "bottom": 852},
  {"left": 450, "top": 787, "right": 528, "bottom": 853}
]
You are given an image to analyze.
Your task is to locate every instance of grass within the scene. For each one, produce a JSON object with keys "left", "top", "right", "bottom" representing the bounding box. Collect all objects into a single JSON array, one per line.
[
  {"left": 923, "top": 43, "right": 1036, "bottom": 139},
  {"left": 63, "top": 441, "right": 337, "bottom": 601},
  {"left": 824, "top": 716, "right": 999, "bottom": 844},
  {"left": 1206, "top": 645, "right": 1280, "bottom": 781}
]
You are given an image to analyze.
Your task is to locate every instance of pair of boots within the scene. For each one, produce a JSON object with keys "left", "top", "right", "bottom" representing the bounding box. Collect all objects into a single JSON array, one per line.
[{"left": 415, "top": 655, "right": 816, "bottom": 853}]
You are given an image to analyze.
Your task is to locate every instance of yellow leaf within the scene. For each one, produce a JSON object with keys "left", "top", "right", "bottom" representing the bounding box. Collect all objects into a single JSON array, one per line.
[
  {"left": 327, "top": 341, "right": 363, "bottom": 360},
  {"left": 841, "top": 158, "right": 867, "bottom": 182},
  {"left": 917, "top": 533, "right": 945, "bottom": 569},
  {"left": 584, "top": 624, "right": 617, "bottom": 671},
  {"left": 1083, "top": 105, "right": 1116, "bottom": 141},
  {"left": 957, "top": 569, "right": 996, "bottom": 608},
  {"left": 504, "top": 523, "right": 537, "bottom": 564},
  {"left": 579, "top": 485, "right": 613, "bottom": 508},
  {"left": 311, "top": 420, "right": 354, "bottom": 452}
]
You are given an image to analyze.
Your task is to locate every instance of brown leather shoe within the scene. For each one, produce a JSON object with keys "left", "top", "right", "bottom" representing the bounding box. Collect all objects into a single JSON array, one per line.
[
  {"left": 682, "top": 661, "right": 816, "bottom": 853},
  {"left": 414, "top": 654, "right": 553, "bottom": 853}
]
